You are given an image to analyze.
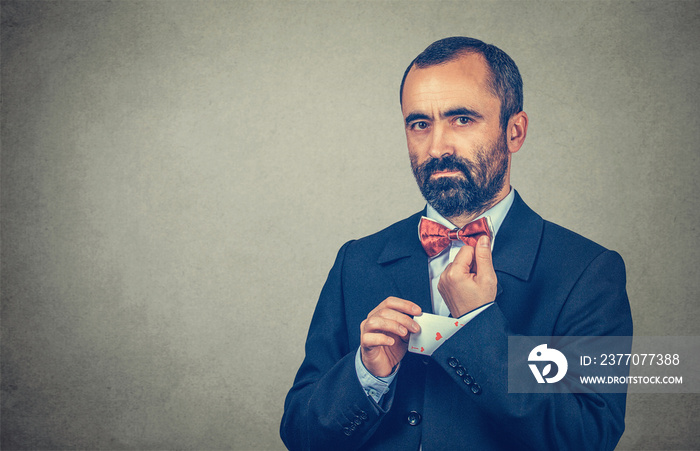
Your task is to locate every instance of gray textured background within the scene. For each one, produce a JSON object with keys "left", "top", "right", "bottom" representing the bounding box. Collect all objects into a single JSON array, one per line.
[{"left": 1, "top": 1, "right": 699, "bottom": 449}]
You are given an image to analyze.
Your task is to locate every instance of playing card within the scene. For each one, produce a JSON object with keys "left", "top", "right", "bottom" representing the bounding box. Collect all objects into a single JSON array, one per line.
[{"left": 408, "top": 313, "right": 467, "bottom": 356}]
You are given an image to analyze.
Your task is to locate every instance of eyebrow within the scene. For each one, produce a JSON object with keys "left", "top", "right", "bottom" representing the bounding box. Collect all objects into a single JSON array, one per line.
[
  {"left": 404, "top": 107, "right": 484, "bottom": 127},
  {"left": 443, "top": 107, "right": 483, "bottom": 120},
  {"left": 404, "top": 112, "right": 430, "bottom": 126}
]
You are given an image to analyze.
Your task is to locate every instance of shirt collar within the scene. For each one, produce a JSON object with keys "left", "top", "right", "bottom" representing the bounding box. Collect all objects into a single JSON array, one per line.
[{"left": 425, "top": 187, "right": 515, "bottom": 240}]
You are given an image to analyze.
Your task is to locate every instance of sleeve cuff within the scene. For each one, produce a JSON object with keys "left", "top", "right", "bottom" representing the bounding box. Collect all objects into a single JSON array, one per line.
[
  {"left": 458, "top": 302, "right": 494, "bottom": 323},
  {"left": 354, "top": 348, "right": 397, "bottom": 403}
]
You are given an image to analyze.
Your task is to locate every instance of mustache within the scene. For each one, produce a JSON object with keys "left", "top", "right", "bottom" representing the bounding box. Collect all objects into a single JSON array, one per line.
[{"left": 415, "top": 155, "right": 473, "bottom": 180}]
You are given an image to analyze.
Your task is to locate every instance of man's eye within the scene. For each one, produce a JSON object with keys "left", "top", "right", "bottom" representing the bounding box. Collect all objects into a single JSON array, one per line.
[
  {"left": 412, "top": 121, "right": 429, "bottom": 130},
  {"left": 456, "top": 117, "right": 472, "bottom": 125}
]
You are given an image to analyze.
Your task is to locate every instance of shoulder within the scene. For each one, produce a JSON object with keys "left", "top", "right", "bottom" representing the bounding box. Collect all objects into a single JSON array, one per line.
[
  {"left": 503, "top": 191, "right": 626, "bottom": 281},
  {"left": 352, "top": 211, "right": 422, "bottom": 247},
  {"left": 336, "top": 211, "right": 424, "bottom": 266},
  {"left": 541, "top": 219, "right": 607, "bottom": 257},
  {"left": 537, "top": 218, "right": 627, "bottom": 290},
  {"left": 513, "top": 190, "right": 620, "bottom": 260}
]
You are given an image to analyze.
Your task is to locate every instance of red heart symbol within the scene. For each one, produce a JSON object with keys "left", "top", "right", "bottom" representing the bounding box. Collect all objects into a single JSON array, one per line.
[
  {"left": 454, "top": 321, "right": 459, "bottom": 327},
  {"left": 421, "top": 347, "right": 424, "bottom": 353},
  {"left": 435, "top": 332, "right": 443, "bottom": 341}
]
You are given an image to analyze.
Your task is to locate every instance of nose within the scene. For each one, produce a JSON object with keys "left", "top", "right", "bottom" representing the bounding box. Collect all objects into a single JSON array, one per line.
[{"left": 427, "top": 123, "right": 454, "bottom": 159}]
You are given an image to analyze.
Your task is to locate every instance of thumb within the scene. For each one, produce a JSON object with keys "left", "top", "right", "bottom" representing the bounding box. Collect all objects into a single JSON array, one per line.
[{"left": 474, "top": 235, "right": 494, "bottom": 275}]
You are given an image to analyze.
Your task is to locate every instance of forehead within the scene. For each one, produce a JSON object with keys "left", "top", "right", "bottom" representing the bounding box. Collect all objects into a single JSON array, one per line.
[{"left": 402, "top": 53, "right": 499, "bottom": 116}]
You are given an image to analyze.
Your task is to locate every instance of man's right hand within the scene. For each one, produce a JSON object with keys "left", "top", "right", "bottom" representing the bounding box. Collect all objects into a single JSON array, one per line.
[{"left": 360, "top": 297, "right": 422, "bottom": 377}]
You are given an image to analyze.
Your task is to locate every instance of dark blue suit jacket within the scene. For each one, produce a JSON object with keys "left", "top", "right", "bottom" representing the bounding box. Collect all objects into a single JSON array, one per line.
[{"left": 281, "top": 191, "right": 633, "bottom": 450}]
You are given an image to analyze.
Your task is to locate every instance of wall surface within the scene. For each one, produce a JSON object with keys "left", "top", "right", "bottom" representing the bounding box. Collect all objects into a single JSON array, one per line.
[{"left": 2, "top": 1, "right": 698, "bottom": 449}]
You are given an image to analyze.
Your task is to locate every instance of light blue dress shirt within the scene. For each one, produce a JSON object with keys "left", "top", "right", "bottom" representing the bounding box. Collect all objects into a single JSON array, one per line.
[{"left": 355, "top": 189, "right": 516, "bottom": 403}]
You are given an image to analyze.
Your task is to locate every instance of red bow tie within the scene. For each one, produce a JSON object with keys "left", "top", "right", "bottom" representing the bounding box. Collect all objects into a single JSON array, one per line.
[{"left": 419, "top": 216, "right": 492, "bottom": 258}]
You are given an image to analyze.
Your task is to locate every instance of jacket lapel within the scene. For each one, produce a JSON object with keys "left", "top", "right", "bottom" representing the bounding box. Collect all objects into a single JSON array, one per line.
[
  {"left": 376, "top": 211, "right": 433, "bottom": 314},
  {"left": 492, "top": 190, "right": 543, "bottom": 283}
]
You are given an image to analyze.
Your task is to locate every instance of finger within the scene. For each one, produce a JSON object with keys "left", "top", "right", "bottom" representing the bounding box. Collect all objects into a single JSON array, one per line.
[
  {"left": 363, "top": 316, "right": 407, "bottom": 337},
  {"left": 362, "top": 314, "right": 417, "bottom": 337},
  {"left": 451, "top": 243, "right": 475, "bottom": 273},
  {"left": 361, "top": 332, "right": 396, "bottom": 349},
  {"left": 368, "top": 296, "right": 421, "bottom": 317},
  {"left": 373, "top": 306, "right": 422, "bottom": 332}
]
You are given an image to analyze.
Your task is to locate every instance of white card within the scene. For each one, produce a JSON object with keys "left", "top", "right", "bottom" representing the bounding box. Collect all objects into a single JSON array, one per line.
[{"left": 408, "top": 313, "right": 467, "bottom": 356}]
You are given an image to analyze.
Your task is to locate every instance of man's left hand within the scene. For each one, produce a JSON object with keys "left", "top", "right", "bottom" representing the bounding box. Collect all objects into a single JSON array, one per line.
[{"left": 437, "top": 235, "right": 497, "bottom": 318}]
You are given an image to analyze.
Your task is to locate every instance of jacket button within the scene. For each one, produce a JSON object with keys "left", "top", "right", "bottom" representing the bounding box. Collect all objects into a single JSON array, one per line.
[
  {"left": 407, "top": 410, "right": 422, "bottom": 426},
  {"left": 447, "top": 357, "right": 459, "bottom": 368},
  {"left": 343, "top": 426, "right": 352, "bottom": 436},
  {"left": 462, "top": 374, "right": 474, "bottom": 386},
  {"left": 471, "top": 383, "right": 482, "bottom": 395},
  {"left": 455, "top": 365, "right": 467, "bottom": 377},
  {"left": 358, "top": 410, "right": 368, "bottom": 420}
]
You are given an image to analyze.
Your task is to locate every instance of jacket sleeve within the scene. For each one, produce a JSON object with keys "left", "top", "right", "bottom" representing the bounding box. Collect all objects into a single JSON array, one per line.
[
  {"left": 430, "top": 249, "right": 633, "bottom": 450},
  {"left": 280, "top": 241, "right": 394, "bottom": 450}
]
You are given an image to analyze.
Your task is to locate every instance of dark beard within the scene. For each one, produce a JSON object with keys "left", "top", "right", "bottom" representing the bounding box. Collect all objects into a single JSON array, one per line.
[{"left": 411, "top": 135, "right": 509, "bottom": 219}]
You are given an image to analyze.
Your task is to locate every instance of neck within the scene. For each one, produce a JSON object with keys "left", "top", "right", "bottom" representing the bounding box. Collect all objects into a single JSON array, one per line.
[
  {"left": 446, "top": 207, "right": 492, "bottom": 229},
  {"left": 445, "top": 185, "right": 511, "bottom": 228}
]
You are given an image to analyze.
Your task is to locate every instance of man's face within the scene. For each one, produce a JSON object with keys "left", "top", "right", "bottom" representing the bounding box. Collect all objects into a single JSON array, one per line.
[{"left": 402, "top": 53, "right": 511, "bottom": 219}]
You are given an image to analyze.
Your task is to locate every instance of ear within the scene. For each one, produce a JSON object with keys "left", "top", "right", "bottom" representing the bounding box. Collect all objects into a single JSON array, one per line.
[{"left": 506, "top": 111, "right": 528, "bottom": 154}]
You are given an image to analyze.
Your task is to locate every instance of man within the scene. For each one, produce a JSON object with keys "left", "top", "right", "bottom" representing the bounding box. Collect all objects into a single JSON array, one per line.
[{"left": 280, "top": 37, "right": 632, "bottom": 450}]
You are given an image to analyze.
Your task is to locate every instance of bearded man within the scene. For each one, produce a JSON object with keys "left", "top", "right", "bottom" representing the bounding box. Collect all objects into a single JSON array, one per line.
[{"left": 280, "top": 36, "right": 632, "bottom": 451}]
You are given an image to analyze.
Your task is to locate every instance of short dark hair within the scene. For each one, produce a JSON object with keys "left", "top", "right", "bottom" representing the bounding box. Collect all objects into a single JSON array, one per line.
[{"left": 400, "top": 37, "right": 523, "bottom": 130}]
